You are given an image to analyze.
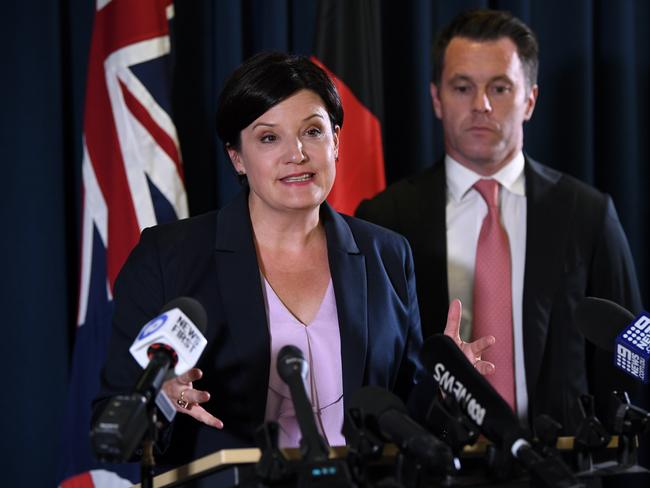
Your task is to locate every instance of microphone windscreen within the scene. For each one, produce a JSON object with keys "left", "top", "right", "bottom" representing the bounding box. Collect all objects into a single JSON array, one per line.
[
  {"left": 349, "top": 385, "right": 408, "bottom": 418},
  {"left": 574, "top": 297, "right": 634, "bottom": 352},
  {"left": 420, "top": 334, "right": 526, "bottom": 447},
  {"left": 160, "top": 296, "right": 208, "bottom": 334},
  {"left": 278, "top": 344, "right": 304, "bottom": 363},
  {"left": 277, "top": 344, "right": 307, "bottom": 383},
  {"left": 130, "top": 297, "right": 208, "bottom": 375}
]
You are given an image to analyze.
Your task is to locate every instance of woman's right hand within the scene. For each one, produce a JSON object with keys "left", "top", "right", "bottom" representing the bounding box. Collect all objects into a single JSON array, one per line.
[{"left": 162, "top": 368, "right": 224, "bottom": 428}]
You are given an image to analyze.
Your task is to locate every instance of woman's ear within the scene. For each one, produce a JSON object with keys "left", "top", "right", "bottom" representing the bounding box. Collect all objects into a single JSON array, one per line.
[
  {"left": 226, "top": 144, "right": 245, "bottom": 175},
  {"left": 333, "top": 125, "right": 341, "bottom": 161}
]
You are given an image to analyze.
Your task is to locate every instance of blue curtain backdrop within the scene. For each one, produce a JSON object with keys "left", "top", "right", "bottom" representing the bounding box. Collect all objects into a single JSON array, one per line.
[{"left": 1, "top": 0, "right": 648, "bottom": 486}]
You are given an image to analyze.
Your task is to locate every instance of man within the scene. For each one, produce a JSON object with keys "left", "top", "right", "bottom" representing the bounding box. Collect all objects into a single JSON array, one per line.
[{"left": 356, "top": 9, "right": 642, "bottom": 432}]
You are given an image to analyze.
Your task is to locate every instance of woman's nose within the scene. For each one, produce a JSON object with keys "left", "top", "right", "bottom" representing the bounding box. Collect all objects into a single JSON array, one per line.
[{"left": 285, "top": 138, "right": 306, "bottom": 163}]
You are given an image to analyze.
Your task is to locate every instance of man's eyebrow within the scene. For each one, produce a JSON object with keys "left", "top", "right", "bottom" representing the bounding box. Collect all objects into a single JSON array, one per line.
[
  {"left": 447, "top": 74, "right": 474, "bottom": 83},
  {"left": 446, "top": 74, "right": 515, "bottom": 85}
]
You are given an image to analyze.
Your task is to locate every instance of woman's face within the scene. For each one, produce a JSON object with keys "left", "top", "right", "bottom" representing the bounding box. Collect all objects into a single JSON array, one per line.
[{"left": 228, "top": 89, "right": 340, "bottom": 215}]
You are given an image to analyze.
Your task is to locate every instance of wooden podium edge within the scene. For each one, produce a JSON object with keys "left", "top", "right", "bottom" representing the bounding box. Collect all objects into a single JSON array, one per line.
[
  {"left": 131, "top": 448, "right": 261, "bottom": 488},
  {"left": 131, "top": 446, "right": 349, "bottom": 487},
  {"left": 132, "top": 436, "right": 622, "bottom": 487}
]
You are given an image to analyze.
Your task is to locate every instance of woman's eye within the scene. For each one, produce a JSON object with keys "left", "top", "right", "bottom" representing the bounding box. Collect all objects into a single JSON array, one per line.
[
  {"left": 306, "top": 127, "right": 322, "bottom": 137},
  {"left": 260, "top": 134, "right": 277, "bottom": 143}
]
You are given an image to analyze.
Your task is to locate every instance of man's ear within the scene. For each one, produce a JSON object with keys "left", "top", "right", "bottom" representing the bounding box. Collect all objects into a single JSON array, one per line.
[
  {"left": 430, "top": 82, "right": 443, "bottom": 120},
  {"left": 524, "top": 84, "right": 539, "bottom": 121}
]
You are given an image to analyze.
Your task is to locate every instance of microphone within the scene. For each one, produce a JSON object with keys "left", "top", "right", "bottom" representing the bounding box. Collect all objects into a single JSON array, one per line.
[
  {"left": 92, "top": 297, "right": 208, "bottom": 462},
  {"left": 276, "top": 345, "right": 330, "bottom": 463},
  {"left": 574, "top": 297, "right": 634, "bottom": 352},
  {"left": 574, "top": 297, "right": 650, "bottom": 384},
  {"left": 348, "top": 385, "right": 457, "bottom": 475},
  {"left": 421, "top": 334, "right": 581, "bottom": 487},
  {"left": 129, "top": 297, "right": 208, "bottom": 380}
]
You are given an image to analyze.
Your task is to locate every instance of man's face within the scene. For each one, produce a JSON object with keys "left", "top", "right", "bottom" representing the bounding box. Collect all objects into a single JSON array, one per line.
[{"left": 431, "top": 36, "right": 538, "bottom": 175}]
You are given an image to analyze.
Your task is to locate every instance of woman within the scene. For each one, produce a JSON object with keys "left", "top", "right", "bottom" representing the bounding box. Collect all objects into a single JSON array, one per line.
[{"left": 95, "top": 52, "right": 492, "bottom": 464}]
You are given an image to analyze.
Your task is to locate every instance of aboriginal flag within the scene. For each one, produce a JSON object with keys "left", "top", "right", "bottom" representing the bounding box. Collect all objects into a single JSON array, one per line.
[{"left": 312, "top": 0, "right": 386, "bottom": 215}]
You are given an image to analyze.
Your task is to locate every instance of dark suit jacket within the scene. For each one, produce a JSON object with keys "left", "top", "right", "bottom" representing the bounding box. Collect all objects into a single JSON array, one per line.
[
  {"left": 356, "top": 157, "right": 643, "bottom": 432},
  {"left": 95, "top": 190, "right": 423, "bottom": 464}
]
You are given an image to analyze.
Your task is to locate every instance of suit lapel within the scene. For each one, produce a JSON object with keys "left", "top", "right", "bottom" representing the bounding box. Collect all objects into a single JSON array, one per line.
[
  {"left": 213, "top": 195, "right": 369, "bottom": 421},
  {"left": 522, "top": 158, "right": 565, "bottom": 400},
  {"left": 214, "top": 191, "right": 270, "bottom": 426},
  {"left": 412, "top": 163, "right": 449, "bottom": 337},
  {"left": 321, "top": 203, "right": 368, "bottom": 403}
]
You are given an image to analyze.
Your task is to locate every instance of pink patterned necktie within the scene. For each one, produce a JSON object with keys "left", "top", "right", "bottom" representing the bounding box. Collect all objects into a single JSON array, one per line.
[{"left": 472, "top": 179, "right": 516, "bottom": 410}]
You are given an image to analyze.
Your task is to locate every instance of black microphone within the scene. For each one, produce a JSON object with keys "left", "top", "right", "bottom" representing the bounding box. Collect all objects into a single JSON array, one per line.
[
  {"left": 574, "top": 297, "right": 650, "bottom": 384},
  {"left": 421, "top": 334, "right": 582, "bottom": 487},
  {"left": 130, "top": 297, "right": 208, "bottom": 399},
  {"left": 92, "top": 297, "right": 208, "bottom": 462},
  {"left": 276, "top": 345, "right": 330, "bottom": 463},
  {"left": 574, "top": 296, "right": 634, "bottom": 352},
  {"left": 348, "top": 385, "right": 457, "bottom": 475}
]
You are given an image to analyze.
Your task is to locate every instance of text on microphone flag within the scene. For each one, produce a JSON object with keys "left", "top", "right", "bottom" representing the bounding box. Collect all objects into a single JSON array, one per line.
[
  {"left": 616, "top": 312, "right": 650, "bottom": 383},
  {"left": 130, "top": 307, "right": 207, "bottom": 376}
]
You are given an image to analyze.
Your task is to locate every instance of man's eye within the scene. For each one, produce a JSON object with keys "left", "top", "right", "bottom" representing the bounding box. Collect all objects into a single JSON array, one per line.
[
  {"left": 453, "top": 85, "right": 470, "bottom": 93},
  {"left": 492, "top": 85, "right": 511, "bottom": 94}
]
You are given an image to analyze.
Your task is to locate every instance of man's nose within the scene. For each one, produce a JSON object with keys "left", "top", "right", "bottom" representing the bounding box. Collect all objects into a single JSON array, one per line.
[{"left": 472, "top": 89, "right": 492, "bottom": 113}]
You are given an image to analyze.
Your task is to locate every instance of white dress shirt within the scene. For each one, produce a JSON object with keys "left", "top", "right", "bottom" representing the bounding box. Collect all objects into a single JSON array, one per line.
[{"left": 445, "top": 153, "right": 529, "bottom": 421}]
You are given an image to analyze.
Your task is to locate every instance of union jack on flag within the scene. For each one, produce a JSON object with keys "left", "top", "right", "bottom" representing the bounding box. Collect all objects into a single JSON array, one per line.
[{"left": 58, "top": 0, "right": 187, "bottom": 486}]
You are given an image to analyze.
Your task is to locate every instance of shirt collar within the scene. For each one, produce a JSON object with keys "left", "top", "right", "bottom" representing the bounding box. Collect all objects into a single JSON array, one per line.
[{"left": 445, "top": 152, "right": 526, "bottom": 203}]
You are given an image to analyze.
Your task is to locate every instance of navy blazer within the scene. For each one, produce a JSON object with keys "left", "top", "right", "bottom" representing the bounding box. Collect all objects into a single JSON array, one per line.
[
  {"left": 96, "top": 190, "right": 423, "bottom": 464},
  {"left": 356, "top": 156, "right": 643, "bottom": 432}
]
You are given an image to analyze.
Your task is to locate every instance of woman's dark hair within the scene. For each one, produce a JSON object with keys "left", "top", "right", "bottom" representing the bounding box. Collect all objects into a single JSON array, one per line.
[
  {"left": 216, "top": 52, "right": 344, "bottom": 152},
  {"left": 431, "top": 9, "right": 539, "bottom": 90}
]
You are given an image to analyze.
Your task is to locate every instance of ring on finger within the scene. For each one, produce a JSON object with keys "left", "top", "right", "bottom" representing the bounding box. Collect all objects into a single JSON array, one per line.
[{"left": 176, "top": 389, "right": 190, "bottom": 409}]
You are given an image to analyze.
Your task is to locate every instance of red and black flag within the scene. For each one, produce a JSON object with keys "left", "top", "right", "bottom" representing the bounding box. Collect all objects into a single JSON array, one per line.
[{"left": 312, "top": 0, "right": 385, "bottom": 215}]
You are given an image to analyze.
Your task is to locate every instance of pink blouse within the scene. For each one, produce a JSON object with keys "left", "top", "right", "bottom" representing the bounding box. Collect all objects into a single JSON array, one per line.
[{"left": 263, "top": 277, "right": 345, "bottom": 448}]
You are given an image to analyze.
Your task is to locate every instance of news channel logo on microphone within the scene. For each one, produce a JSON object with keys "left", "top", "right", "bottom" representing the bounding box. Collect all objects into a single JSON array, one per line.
[
  {"left": 137, "top": 314, "right": 169, "bottom": 340},
  {"left": 615, "top": 311, "right": 650, "bottom": 384},
  {"left": 129, "top": 307, "right": 207, "bottom": 375}
]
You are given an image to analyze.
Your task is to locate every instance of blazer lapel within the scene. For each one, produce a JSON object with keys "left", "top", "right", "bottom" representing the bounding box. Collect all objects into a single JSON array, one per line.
[
  {"left": 321, "top": 203, "right": 368, "bottom": 403},
  {"left": 522, "top": 158, "right": 565, "bottom": 401},
  {"left": 412, "top": 163, "right": 449, "bottom": 337},
  {"left": 214, "top": 190, "right": 270, "bottom": 426}
]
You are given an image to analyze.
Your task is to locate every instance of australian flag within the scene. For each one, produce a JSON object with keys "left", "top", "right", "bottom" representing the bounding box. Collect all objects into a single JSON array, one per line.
[{"left": 58, "top": 0, "right": 188, "bottom": 486}]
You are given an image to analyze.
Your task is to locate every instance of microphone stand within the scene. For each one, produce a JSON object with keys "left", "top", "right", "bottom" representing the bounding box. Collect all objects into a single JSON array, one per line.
[
  {"left": 425, "top": 390, "right": 479, "bottom": 456},
  {"left": 254, "top": 422, "right": 293, "bottom": 484},
  {"left": 140, "top": 402, "right": 158, "bottom": 488},
  {"left": 276, "top": 346, "right": 355, "bottom": 487},
  {"left": 342, "top": 407, "right": 384, "bottom": 486},
  {"left": 608, "top": 390, "right": 649, "bottom": 467},
  {"left": 573, "top": 394, "right": 611, "bottom": 473}
]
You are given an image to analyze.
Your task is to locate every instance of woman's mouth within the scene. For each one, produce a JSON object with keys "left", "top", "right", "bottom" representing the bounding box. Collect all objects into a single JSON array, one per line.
[{"left": 281, "top": 173, "right": 314, "bottom": 183}]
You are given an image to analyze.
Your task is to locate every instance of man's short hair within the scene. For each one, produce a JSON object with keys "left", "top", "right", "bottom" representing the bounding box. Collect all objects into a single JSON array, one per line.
[{"left": 431, "top": 9, "right": 539, "bottom": 89}]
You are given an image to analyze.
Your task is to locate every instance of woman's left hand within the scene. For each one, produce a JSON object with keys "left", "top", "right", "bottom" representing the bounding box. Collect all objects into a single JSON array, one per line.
[
  {"left": 162, "top": 368, "right": 224, "bottom": 428},
  {"left": 443, "top": 299, "right": 496, "bottom": 376}
]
